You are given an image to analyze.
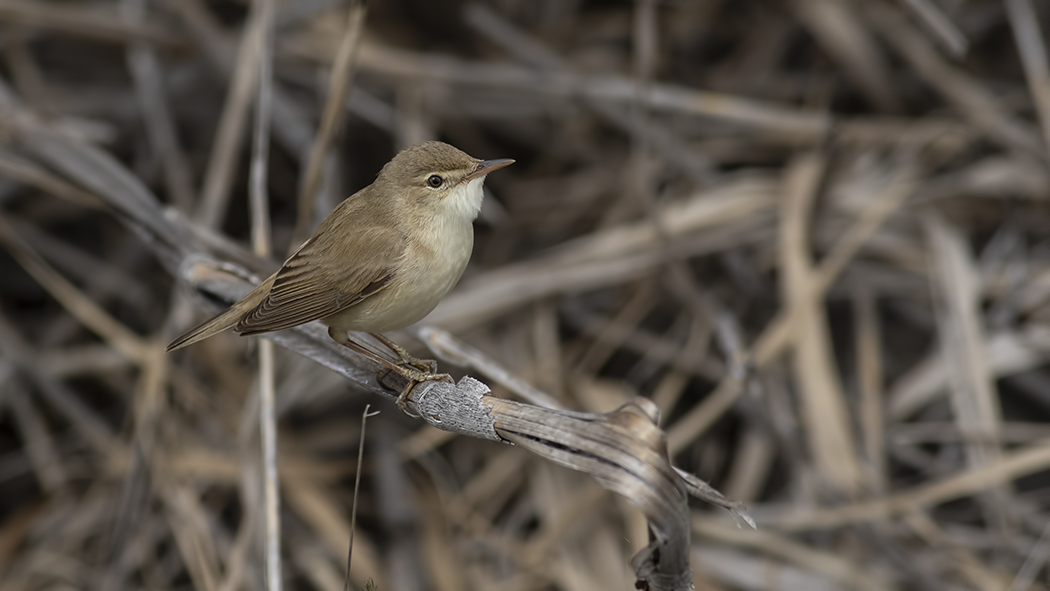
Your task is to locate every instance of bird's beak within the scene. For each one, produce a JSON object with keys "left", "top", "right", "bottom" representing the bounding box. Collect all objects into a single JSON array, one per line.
[{"left": 465, "top": 158, "right": 515, "bottom": 181}]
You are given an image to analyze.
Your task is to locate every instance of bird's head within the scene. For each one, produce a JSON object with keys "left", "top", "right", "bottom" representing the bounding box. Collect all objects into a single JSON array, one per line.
[{"left": 377, "top": 141, "right": 514, "bottom": 221}]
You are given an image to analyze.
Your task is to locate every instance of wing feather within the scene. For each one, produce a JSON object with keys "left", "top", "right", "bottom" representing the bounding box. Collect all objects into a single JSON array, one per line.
[{"left": 234, "top": 206, "right": 404, "bottom": 335}]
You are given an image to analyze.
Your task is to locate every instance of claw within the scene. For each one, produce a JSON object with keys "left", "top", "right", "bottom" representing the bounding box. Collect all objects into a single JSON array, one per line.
[
  {"left": 377, "top": 366, "right": 453, "bottom": 417},
  {"left": 338, "top": 333, "right": 450, "bottom": 416}
]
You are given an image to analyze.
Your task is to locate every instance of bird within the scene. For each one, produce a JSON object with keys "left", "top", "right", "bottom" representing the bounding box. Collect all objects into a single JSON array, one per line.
[{"left": 167, "top": 141, "right": 514, "bottom": 411}]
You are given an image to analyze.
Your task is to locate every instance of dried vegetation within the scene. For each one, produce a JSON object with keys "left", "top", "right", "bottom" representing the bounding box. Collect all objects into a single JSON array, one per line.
[{"left": 1, "top": 0, "right": 1050, "bottom": 590}]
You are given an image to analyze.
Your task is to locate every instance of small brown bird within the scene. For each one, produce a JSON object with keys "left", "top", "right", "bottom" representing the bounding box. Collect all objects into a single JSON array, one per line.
[{"left": 167, "top": 141, "right": 514, "bottom": 410}]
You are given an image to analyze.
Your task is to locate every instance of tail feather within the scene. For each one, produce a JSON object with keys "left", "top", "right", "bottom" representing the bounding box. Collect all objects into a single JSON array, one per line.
[
  {"left": 165, "top": 306, "right": 246, "bottom": 352},
  {"left": 166, "top": 274, "right": 276, "bottom": 352}
]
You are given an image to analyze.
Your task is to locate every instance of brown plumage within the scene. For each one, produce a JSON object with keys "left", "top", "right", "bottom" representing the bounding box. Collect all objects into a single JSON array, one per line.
[{"left": 167, "top": 141, "right": 513, "bottom": 353}]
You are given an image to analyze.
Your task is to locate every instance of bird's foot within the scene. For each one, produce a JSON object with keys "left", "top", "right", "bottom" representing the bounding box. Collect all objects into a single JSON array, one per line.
[{"left": 376, "top": 366, "right": 454, "bottom": 416}]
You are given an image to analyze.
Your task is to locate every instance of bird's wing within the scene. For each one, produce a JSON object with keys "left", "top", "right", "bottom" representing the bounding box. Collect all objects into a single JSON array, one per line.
[{"left": 235, "top": 219, "right": 404, "bottom": 336}]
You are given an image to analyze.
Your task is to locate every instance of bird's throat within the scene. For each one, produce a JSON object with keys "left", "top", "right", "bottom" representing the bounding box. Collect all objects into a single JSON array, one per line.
[{"left": 448, "top": 177, "right": 486, "bottom": 221}]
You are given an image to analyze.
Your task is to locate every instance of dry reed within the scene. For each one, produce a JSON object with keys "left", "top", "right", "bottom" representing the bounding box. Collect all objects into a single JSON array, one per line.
[{"left": 1, "top": 1, "right": 1050, "bottom": 590}]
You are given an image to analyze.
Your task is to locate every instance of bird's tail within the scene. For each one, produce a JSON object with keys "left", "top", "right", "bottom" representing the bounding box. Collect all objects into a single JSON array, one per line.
[
  {"left": 166, "top": 275, "right": 275, "bottom": 352},
  {"left": 165, "top": 305, "right": 246, "bottom": 352}
]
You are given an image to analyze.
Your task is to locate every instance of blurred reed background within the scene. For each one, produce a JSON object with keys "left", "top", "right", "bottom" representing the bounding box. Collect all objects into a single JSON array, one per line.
[{"left": 1, "top": 0, "right": 1050, "bottom": 589}]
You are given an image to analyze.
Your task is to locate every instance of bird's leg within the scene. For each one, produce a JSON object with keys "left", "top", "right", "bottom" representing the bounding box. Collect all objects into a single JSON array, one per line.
[
  {"left": 383, "top": 366, "right": 454, "bottom": 414},
  {"left": 368, "top": 332, "right": 438, "bottom": 374},
  {"left": 329, "top": 328, "right": 451, "bottom": 414}
]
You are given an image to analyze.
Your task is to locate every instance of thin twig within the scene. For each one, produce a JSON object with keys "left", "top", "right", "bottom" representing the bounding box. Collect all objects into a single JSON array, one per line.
[
  {"left": 1004, "top": 0, "right": 1050, "bottom": 152},
  {"left": 1007, "top": 521, "right": 1050, "bottom": 591},
  {"left": 896, "top": 0, "right": 969, "bottom": 57},
  {"left": 346, "top": 405, "right": 380, "bottom": 591},
  {"left": 196, "top": 0, "right": 266, "bottom": 230},
  {"left": 290, "top": 0, "right": 367, "bottom": 252},
  {"left": 122, "top": 0, "right": 195, "bottom": 212},
  {"left": 248, "top": 0, "right": 280, "bottom": 588}
]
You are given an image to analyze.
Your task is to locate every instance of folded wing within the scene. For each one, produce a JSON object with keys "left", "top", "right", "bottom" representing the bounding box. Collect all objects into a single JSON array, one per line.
[{"left": 236, "top": 220, "right": 404, "bottom": 335}]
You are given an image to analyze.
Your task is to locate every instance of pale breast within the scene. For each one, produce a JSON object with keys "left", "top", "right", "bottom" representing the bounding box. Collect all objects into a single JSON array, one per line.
[{"left": 322, "top": 213, "right": 474, "bottom": 334}]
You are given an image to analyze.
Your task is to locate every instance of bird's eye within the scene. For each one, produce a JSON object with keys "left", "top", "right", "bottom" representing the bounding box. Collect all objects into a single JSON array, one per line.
[{"left": 426, "top": 174, "right": 444, "bottom": 188}]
